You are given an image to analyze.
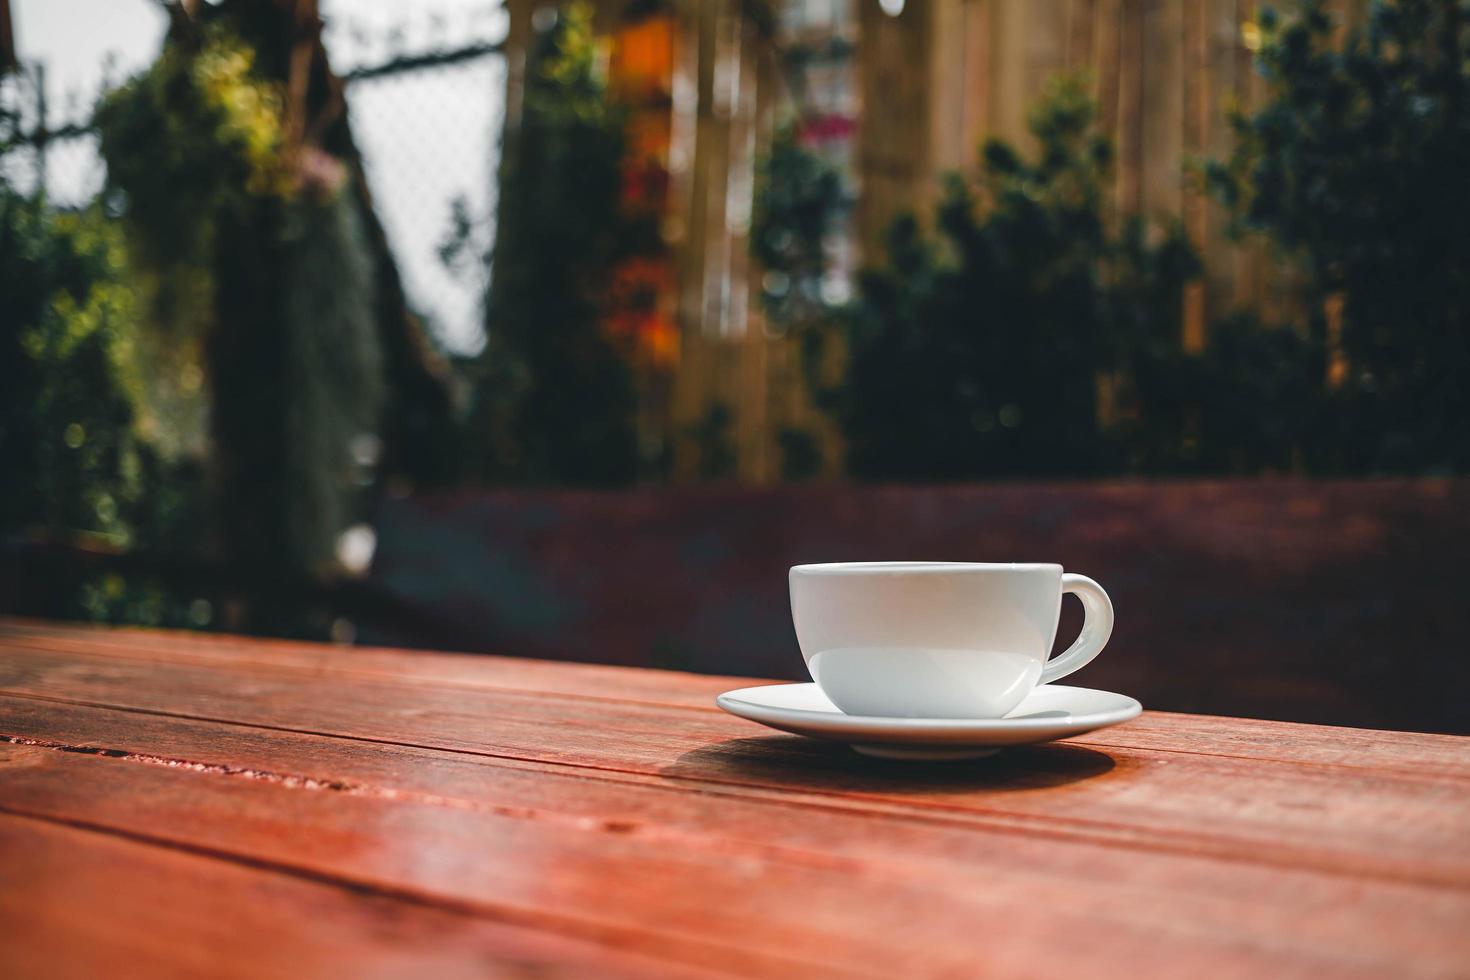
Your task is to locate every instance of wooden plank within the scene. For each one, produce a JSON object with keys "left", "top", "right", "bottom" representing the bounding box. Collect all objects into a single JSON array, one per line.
[
  {"left": 1093, "top": 0, "right": 1123, "bottom": 157},
  {"left": 0, "top": 745, "right": 845, "bottom": 978},
  {"left": 668, "top": 0, "right": 716, "bottom": 482},
  {"left": 929, "top": 0, "right": 969, "bottom": 173},
  {"left": 1, "top": 691, "right": 1467, "bottom": 894},
  {"left": 1067, "top": 0, "right": 1098, "bottom": 72},
  {"left": 857, "top": 0, "right": 935, "bottom": 247},
  {"left": 5, "top": 621, "right": 1468, "bottom": 777},
  {"left": 731, "top": 11, "right": 765, "bottom": 484},
  {"left": 1203, "top": 0, "right": 1243, "bottom": 322},
  {"left": 1114, "top": 0, "right": 1145, "bottom": 212},
  {"left": 0, "top": 618, "right": 732, "bottom": 708},
  {"left": 2, "top": 733, "right": 1467, "bottom": 978},
  {"left": 1181, "top": 0, "right": 1208, "bottom": 350},
  {"left": 1231, "top": 0, "right": 1264, "bottom": 312},
  {"left": 986, "top": 0, "right": 1026, "bottom": 148},
  {"left": 1140, "top": 0, "right": 1185, "bottom": 218},
  {"left": 1021, "top": 0, "right": 1069, "bottom": 130},
  {"left": 0, "top": 813, "right": 703, "bottom": 980},
  {"left": 961, "top": 0, "right": 992, "bottom": 147},
  {"left": 3, "top": 656, "right": 1469, "bottom": 885},
  {"left": 1071, "top": 708, "right": 1470, "bottom": 777}
]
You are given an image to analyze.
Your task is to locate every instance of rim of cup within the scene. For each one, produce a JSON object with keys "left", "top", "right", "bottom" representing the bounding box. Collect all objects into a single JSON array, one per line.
[{"left": 790, "top": 561, "right": 1063, "bottom": 575}]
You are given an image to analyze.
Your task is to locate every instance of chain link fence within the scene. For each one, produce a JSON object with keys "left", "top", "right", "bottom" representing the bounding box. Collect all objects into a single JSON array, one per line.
[
  {"left": 0, "top": 19, "right": 505, "bottom": 358},
  {"left": 0, "top": 65, "right": 107, "bottom": 205},
  {"left": 344, "top": 48, "right": 503, "bottom": 356}
]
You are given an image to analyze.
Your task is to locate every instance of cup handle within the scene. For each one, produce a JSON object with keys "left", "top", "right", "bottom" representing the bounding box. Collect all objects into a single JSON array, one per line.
[{"left": 1040, "top": 574, "right": 1114, "bottom": 685}]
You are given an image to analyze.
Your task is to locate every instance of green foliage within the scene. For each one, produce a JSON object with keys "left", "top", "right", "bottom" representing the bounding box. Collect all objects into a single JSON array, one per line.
[
  {"left": 1207, "top": 0, "right": 1470, "bottom": 472},
  {"left": 839, "top": 78, "right": 1200, "bottom": 480},
  {"left": 752, "top": 121, "right": 846, "bottom": 330},
  {"left": 0, "top": 182, "right": 208, "bottom": 624},
  {"left": 749, "top": 122, "right": 850, "bottom": 476},
  {"left": 278, "top": 194, "right": 385, "bottom": 571},
  {"left": 0, "top": 78, "right": 211, "bottom": 629},
  {"left": 777, "top": 426, "right": 824, "bottom": 481},
  {"left": 1096, "top": 214, "right": 1203, "bottom": 472},
  {"left": 98, "top": 14, "right": 386, "bottom": 589},
  {"left": 1194, "top": 313, "right": 1328, "bottom": 474},
  {"left": 95, "top": 27, "right": 290, "bottom": 270},
  {"left": 203, "top": 173, "right": 385, "bottom": 582},
  {"left": 93, "top": 24, "right": 292, "bottom": 461},
  {"left": 0, "top": 190, "right": 149, "bottom": 545},
  {"left": 688, "top": 404, "right": 738, "bottom": 481},
  {"left": 472, "top": 2, "right": 640, "bottom": 485},
  {"left": 74, "top": 574, "right": 215, "bottom": 629}
]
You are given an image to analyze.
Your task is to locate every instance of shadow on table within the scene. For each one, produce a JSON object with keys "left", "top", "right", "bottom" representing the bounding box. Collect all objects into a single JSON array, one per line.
[{"left": 663, "top": 736, "right": 1115, "bottom": 794}]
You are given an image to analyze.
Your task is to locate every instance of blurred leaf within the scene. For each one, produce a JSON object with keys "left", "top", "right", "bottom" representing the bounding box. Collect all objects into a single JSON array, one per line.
[
  {"left": 470, "top": 2, "right": 640, "bottom": 486},
  {"left": 1209, "top": 0, "right": 1470, "bottom": 472}
]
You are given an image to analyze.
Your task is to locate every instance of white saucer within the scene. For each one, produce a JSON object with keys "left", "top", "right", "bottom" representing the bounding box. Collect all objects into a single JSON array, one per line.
[{"left": 715, "top": 683, "right": 1141, "bottom": 760}]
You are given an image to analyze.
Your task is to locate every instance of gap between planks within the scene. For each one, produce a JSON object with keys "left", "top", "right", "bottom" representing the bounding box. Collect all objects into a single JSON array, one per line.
[{"left": 0, "top": 731, "right": 867, "bottom": 875}]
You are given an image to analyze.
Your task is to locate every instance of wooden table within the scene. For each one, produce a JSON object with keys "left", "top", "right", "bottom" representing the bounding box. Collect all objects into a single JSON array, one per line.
[{"left": 2, "top": 619, "right": 1468, "bottom": 978}]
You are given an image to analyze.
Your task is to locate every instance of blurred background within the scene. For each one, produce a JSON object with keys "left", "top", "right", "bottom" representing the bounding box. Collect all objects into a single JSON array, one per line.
[{"left": 2, "top": 0, "right": 1467, "bottom": 732}]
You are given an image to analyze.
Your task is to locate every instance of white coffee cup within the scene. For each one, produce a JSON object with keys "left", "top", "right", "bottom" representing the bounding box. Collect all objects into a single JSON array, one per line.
[{"left": 789, "top": 562, "right": 1114, "bottom": 719}]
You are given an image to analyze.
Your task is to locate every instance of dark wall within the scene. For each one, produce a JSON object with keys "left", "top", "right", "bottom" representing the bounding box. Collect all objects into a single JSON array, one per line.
[{"left": 366, "top": 480, "right": 1469, "bottom": 734}]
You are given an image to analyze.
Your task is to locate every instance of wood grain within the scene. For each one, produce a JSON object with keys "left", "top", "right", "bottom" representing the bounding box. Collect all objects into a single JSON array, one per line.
[
  {"left": 3, "top": 691, "right": 1465, "bottom": 886},
  {"left": 3, "top": 625, "right": 1467, "bottom": 776},
  {"left": 0, "top": 618, "right": 731, "bottom": 707},
  {"left": 0, "top": 813, "right": 704, "bottom": 980},
  {"left": 2, "top": 620, "right": 1468, "bottom": 978},
  {"left": 4, "top": 732, "right": 1466, "bottom": 978}
]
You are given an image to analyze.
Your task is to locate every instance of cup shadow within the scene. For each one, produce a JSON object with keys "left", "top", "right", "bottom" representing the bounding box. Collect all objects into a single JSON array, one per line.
[{"left": 662, "top": 735, "right": 1116, "bottom": 794}]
